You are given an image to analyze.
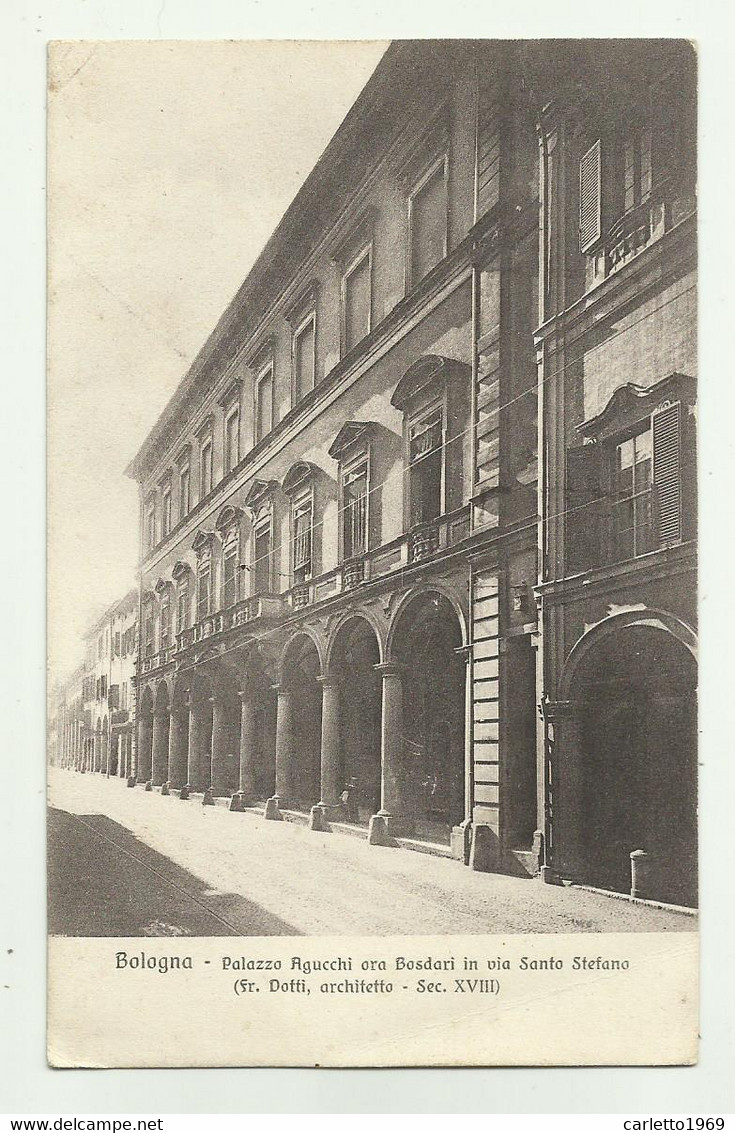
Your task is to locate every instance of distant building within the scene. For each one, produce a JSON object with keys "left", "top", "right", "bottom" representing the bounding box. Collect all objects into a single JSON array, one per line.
[{"left": 51, "top": 589, "right": 138, "bottom": 778}]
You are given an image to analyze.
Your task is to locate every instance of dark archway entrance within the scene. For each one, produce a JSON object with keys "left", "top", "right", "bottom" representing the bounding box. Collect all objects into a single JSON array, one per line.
[
  {"left": 282, "top": 635, "right": 322, "bottom": 811},
  {"left": 330, "top": 617, "right": 382, "bottom": 822},
  {"left": 393, "top": 592, "right": 466, "bottom": 844},
  {"left": 137, "top": 688, "right": 154, "bottom": 782},
  {"left": 573, "top": 624, "right": 697, "bottom": 907}
]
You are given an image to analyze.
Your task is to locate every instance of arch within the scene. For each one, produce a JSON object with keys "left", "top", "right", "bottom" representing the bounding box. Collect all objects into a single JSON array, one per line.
[
  {"left": 279, "top": 626, "right": 326, "bottom": 684},
  {"left": 280, "top": 630, "right": 323, "bottom": 810},
  {"left": 386, "top": 587, "right": 468, "bottom": 842},
  {"left": 325, "top": 608, "right": 385, "bottom": 674},
  {"left": 555, "top": 609, "right": 698, "bottom": 906},
  {"left": 327, "top": 614, "right": 383, "bottom": 820},
  {"left": 386, "top": 583, "right": 469, "bottom": 662},
  {"left": 560, "top": 608, "right": 697, "bottom": 702},
  {"left": 154, "top": 679, "right": 171, "bottom": 715}
]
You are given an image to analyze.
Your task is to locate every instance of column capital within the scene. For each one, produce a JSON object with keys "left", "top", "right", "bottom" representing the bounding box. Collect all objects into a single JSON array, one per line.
[
  {"left": 374, "top": 661, "right": 404, "bottom": 679},
  {"left": 453, "top": 644, "right": 473, "bottom": 664},
  {"left": 317, "top": 674, "right": 340, "bottom": 689}
]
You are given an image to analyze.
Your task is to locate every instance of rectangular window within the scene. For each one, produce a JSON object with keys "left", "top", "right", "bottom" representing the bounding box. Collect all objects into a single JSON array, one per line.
[
  {"left": 409, "top": 409, "right": 443, "bottom": 526},
  {"left": 199, "top": 438, "right": 213, "bottom": 501},
  {"left": 342, "top": 460, "right": 368, "bottom": 560},
  {"left": 179, "top": 464, "right": 191, "bottom": 520},
  {"left": 293, "top": 316, "right": 316, "bottom": 404},
  {"left": 253, "top": 520, "right": 271, "bottom": 596},
  {"left": 144, "top": 606, "right": 155, "bottom": 657},
  {"left": 225, "top": 406, "right": 240, "bottom": 474},
  {"left": 613, "top": 426, "right": 654, "bottom": 560},
  {"left": 624, "top": 126, "right": 653, "bottom": 213},
  {"left": 176, "top": 580, "right": 190, "bottom": 634},
  {"left": 146, "top": 503, "right": 156, "bottom": 551},
  {"left": 159, "top": 593, "right": 171, "bottom": 650},
  {"left": 222, "top": 538, "right": 239, "bottom": 609},
  {"left": 255, "top": 365, "right": 273, "bottom": 443},
  {"left": 161, "top": 484, "right": 172, "bottom": 538},
  {"left": 292, "top": 494, "right": 313, "bottom": 584},
  {"left": 342, "top": 248, "right": 371, "bottom": 355},
  {"left": 409, "top": 158, "right": 448, "bottom": 287},
  {"left": 197, "top": 560, "right": 211, "bottom": 621}
]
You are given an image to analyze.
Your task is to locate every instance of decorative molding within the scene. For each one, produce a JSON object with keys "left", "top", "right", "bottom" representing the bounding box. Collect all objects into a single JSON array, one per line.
[
  {"left": 327, "top": 420, "right": 373, "bottom": 461},
  {"left": 245, "top": 335, "right": 276, "bottom": 373},
  {"left": 328, "top": 205, "right": 378, "bottom": 267},
  {"left": 217, "top": 377, "right": 242, "bottom": 408},
  {"left": 576, "top": 372, "right": 696, "bottom": 440},
  {"left": 391, "top": 353, "right": 457, "bottom": 411},
  {"left": 243, "top": 478, "right": 279, "bottom": 512},
  {"left": 195, "top": 414, "right": 215, "bottom": 440},
  {"left": 171, "top": 560, "right": 192, "bottom": 582},
  {"left": 192, "top": 529, "right": 216, "bottom": 556},
  {"left": 214, "top": 504, "right": 245, "bottom": 532},
  {"left": 282, "top": 460, "right": 317, "bottom": 498},
  {"left": 283, "top": 281, "right": 319, "bottom": 329}
]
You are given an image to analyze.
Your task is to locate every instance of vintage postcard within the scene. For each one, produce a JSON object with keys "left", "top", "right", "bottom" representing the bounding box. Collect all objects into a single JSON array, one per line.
[{"left": 47, "top": 38, "right": 698, "bottom": 1068}]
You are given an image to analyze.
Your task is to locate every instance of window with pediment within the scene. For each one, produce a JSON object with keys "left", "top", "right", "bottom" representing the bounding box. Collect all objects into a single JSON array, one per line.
[
  {"left": 392, "top": 356, "right": 454, "bottom": 530},
  {"left": 283, "top": 462, "right": 317, "bottom": 586},
  {"left": 329, "top": 422, "right": 373, "bottom": 561},
  {"left": 566, "top": 373, "right": 696, "bottom": 573},
  {"left": 192, "top": 531, "right": 215, "bottom": 621},
  {"left": 172, "top": 561, "right": 192, "bottom": 634},
  {"left": 155, "top": 580, "right": 173, "bottom": 651},
  {"left": 243, "top": 480, "right": 277, "bottom": 597},
  {"left": 215, "top": 506, "right": 244, "bottom": 610}
]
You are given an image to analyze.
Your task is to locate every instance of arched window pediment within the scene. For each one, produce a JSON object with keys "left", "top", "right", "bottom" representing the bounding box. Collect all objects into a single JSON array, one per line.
[
  {"left": 391, "top": 354, "right": 457, "bottom": 411},
  {"left": 154, "top": 578, "right": 172, "bottom": 598},
  {"left": 328, "top": 421, "right": 373, "bottom": 461},
  {"left": 192, "top": 529, "right": 215, "bottom": 557},
  {"left": 577, "top": 372, "right": 696, "bottom": 442},
  {"left": 282, "top": 460, "right": 317, "bottom": 499},
  {"left": 214, "top": 504, "right": 244, "bottom": 533},
  {"left": 243, "top": 479, "right": 279, "bottom": 512},
  {"left": 171, "top": 560, "right": 192, "bottom": 583}
]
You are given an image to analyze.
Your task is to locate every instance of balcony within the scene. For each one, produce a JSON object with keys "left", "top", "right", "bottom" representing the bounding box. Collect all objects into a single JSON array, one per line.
[
  {"left": 285, "top": 505, "right": 471, "bottom": 608},
  {"left": 586, "top": 180, "right": 696, "bottom": 289},
  {"left": 139, "top": 645, "right": 176, "bottom": 674},
  {"left": 176, "top": 594, "right": 286, "bottom": 654}
]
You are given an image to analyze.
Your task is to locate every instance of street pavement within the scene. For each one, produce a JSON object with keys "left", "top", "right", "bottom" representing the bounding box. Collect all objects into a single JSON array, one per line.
[{"left": 48, "top": 768, "right": 696, "bottom": 937}]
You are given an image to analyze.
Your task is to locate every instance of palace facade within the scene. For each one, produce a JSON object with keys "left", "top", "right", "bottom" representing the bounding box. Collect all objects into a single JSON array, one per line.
[{"left": 56, "top": 40, "right": 696, "bottom": 906}]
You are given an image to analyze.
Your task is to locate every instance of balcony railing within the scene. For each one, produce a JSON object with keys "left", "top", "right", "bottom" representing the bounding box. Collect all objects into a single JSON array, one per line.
[
  {"left": 175, "top": 594, "right": 286, "bottom": 654},
  {"left": 586, "top": 180, "right": 696, "bottom": 289}
]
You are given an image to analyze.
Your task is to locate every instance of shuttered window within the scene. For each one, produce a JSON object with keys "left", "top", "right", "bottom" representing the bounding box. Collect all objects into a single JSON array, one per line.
[
  {"left": 253, "top": 518, "right": 271, "bottom": 596},
  {"left": 652, "top": 401, "right": 682, "bottom": 544},
  {"left": 222, "top": 531, "right": 239, "bottom": 609},
  {"left": 197, "top": 557, "right": 211, "bottom": 621},
  {"left": 409, "top": 409, "right": 443, "bottom": 526},
  {"left": 292, "top": 494, "right": 313, "bottom": 583},
  {"left": 579, "top": 140, "right": 602, "bottom": 252}
]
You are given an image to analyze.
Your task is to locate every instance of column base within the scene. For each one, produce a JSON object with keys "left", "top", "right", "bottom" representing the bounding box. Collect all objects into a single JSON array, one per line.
[
  {"left": 264, "top": 795, "right": 283, "bottom": 821},
  {"left": 229, "top": 791, "right": 244, "bottom": 812},
  {"left": 367, "top": 813, "right": 413, "bottom": 846},
  {"left": 539, "top": 864, "right": 561, "bottom": 885},
  {"left": 161, "top": 781, "right": 171, "bottom": 796},
  {"left": 144, "top": 780, "right": 153, "bottom": 792},
  {"left": 468, "top": 823, "right": 502, "bottom": 873},
  {"left": 126, "top": 776, "right": 136, "bottom": 788},
  {"left": 451, "top": 819, "right": 473, "bottom": 864},
  {"left": 178, "top": 784, "right": 191, "bottom": 800},
  {"left": 202, "top": 788, "right": 215, "bottom": 806}
]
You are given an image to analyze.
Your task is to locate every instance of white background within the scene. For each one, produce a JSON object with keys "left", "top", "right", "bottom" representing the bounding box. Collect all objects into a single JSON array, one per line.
[{"left": 2, "top": 0, "right": 734, "bottom": 1115}]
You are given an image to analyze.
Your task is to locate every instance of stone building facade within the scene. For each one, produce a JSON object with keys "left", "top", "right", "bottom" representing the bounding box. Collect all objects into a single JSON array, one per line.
[
  {"left": 530, "top": 41, "right": 698, "bottom": 905},
  {"left": 126, "top": 40, "right": 544, "bottom": 870}
]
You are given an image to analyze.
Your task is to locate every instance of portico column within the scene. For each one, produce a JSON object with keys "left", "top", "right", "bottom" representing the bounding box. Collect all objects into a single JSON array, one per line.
[
  {"left": 93, "top": 732, "right": 101, "bottom": 773},
  {"left": 168, "top": 702, "right": 189, "bottom": 791},
  {"left": 265, "top": 684, "right": 292, "bottom": 820},
  {"left": 184, "top": 701, "right": 205, "bottom": 793},
  {"left": 151, "top": 706, "right": 170, "bottom": 786},
  {"left": 137, "top": 714, "right": 153, "bottom": 783},
  {"left": 210, "top": 694, "right": 237, "bottom": 797},
  {"left": 311, "top": 675, "right": 341, "bottom": 829},
  {"left": 369, "top": 662, "right": 411, "bottom": 843},
  {"left": 237, "top": 688, "right": 258, "bottom": 804}
]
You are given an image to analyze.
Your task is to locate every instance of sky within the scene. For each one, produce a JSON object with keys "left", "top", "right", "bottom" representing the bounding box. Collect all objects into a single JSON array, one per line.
[{"left": 47, "top": 39, "right": 389, "bottom": 685}]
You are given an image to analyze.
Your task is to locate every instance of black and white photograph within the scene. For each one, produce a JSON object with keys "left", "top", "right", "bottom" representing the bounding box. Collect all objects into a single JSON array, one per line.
[{"left": 44, "top": 35, "right": 701, "bottom": 1068}]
